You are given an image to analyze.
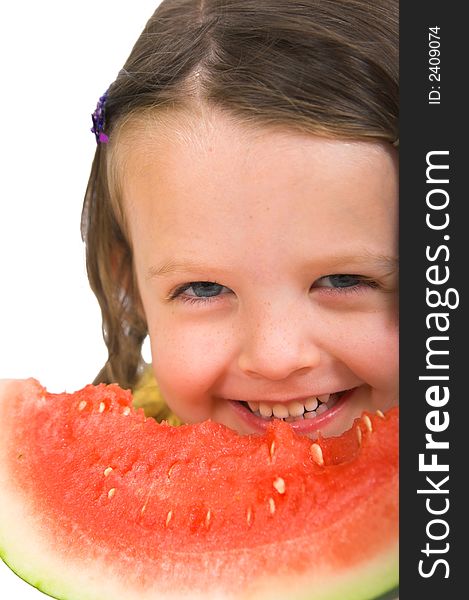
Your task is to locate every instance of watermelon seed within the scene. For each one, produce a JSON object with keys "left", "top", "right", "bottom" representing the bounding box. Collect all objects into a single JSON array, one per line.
[
  {"left": 99, "top": 402, "right": 105, "bottom": 413},
  {"left": 376, "top": 409, "right": 385, "bottom": 419},
  {"left": 122, "top": 407, "right": 131, "bottom": 416},
  {"left": 78, "top": 401, "right": 87, "bottom": 411},
  {"left": 205, "top": 509, "right": 212, "bottom": 528},
  {"left": 165, "top": 510, "right": 173, "bottom": 527},
  {"left": 356, "top": 426, "right": 362, "bottom": 446},
  {"left": 273, "top": 477, "right": 286, "bottom": 494},
  {"left": 310, "top": 443, "right": 324, "bottom": 466},
  {"left": 167, "top": 464, "right": 176, "bottom": 478},
  {"left": 363, "top": 415, "right": 373, "bottom": 433},
  {"left": 269, "top": 498, "right": 276, "bottom": 515},
  {"left": 108, "top": 488, "right": 116, "bottom": 499},
  {"left": 246, "top": 507, "right": 253, "bottom": 526},
  {"left": 140, "top": 481, "right": 156, "bottom": 516},
  {"left": 104, "top": 467, "right": 113, "bottom": 477},
  {"left": 269, "top": 441, "right": 276, "bottom": 462}
]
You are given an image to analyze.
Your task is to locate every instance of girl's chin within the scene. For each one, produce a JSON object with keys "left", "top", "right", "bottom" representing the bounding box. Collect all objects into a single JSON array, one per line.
[{"left": 223, "top": 388, "right": 395, "bottom": 439}]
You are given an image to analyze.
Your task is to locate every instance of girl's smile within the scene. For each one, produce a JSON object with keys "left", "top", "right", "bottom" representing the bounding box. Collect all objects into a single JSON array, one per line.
[
  {"left": 227, "top": 387, "right": 354, "bottom": 434},
  {"left": 117, "top": 107, "right": 398, "bottom": 439}
]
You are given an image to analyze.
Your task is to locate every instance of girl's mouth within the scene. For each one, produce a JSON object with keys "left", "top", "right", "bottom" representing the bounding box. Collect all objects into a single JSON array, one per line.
[{"left": 228, "top": 388, "right": 354, "bottom": 434}]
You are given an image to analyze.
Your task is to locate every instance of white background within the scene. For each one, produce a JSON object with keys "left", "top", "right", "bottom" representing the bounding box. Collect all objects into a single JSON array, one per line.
[{"left": 0, "top": 2, "right": 160, "bottom": 597}]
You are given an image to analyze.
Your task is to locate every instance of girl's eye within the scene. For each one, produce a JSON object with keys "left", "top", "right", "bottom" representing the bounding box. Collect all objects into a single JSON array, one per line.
[
  {"left": 185, "top": 282, "right": 226, "bottom": 297},
  {"left": 313, "top": 274, "right": 378, "bottom": 290},
  {"left": 169, "top": 281, "right": 231, "bottom": 303}
]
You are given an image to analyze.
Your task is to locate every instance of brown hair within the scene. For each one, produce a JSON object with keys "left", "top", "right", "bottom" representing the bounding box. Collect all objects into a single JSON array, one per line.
[{"left": 81, "top": 0, "right": 398, "bottom": 390}]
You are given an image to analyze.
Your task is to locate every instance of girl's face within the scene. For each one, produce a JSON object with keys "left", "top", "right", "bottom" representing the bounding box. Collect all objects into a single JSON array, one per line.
[{"left": 121, "top": 110, "right": 398, "bottom": 438}]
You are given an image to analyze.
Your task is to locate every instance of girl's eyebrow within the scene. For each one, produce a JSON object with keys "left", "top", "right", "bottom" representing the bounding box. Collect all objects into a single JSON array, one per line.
[
  {"left": 323, "top": 254, "right": 399, "bottom": 273},
  {"left": 146, "top": 254, "right": 398, "bottom": 280},
  {"left": 146, "top": 260, "right": 216, "bottom": 280}
]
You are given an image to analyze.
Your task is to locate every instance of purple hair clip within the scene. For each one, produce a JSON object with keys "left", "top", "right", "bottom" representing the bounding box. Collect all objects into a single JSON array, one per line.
[{"left": 91, "top": 90, "right": 110, "bottom": 144}]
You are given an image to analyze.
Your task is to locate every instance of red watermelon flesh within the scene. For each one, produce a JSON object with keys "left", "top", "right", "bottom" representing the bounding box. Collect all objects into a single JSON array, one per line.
[{"left": 0, "top": 379, "right": 398, "bottom": 600}]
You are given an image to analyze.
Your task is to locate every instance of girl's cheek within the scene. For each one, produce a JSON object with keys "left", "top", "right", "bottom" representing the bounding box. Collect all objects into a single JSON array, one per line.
[
  {"left": 149, "top": 324, "right": 231, "bottom": 393},
  {"left": 348, "top": 320, "right": 399, "bottom": 391}
]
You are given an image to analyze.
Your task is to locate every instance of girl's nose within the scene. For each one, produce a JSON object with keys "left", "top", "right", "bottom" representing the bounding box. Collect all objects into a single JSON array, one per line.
[{"left": 237, "top": 303, "right": 321, "bottom": 381}]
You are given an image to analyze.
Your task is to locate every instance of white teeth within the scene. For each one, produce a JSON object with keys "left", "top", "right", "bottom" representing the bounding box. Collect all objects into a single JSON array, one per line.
[
  {"left": 259, "top": 402, "right": 273, "bottom": 418},
  {"left": 246, "top": 390, "right": 345, "bottom": 421},
  {"left": 304, "top": 397, "right": 319, "bottom": 412},
  {"left": 285, "top": 401, "right": 305, "bottom": 417},
  {"left": 272, "top": 403, "right": 289, "bottom": 419},
  {"left": 317, "top": 394, "right": 330, "bottom": 404}
]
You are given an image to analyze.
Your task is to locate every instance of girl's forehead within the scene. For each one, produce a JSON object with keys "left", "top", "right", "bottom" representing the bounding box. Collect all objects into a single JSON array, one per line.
[
  {"left": 117, "top": 110, "right": 397, "bottom": 275},
  {"left": 117, "top": 107, "right": 397, "bottom": 191}
]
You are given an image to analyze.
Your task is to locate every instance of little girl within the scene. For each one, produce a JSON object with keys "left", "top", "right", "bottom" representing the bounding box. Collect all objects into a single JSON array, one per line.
[{"left": 82, "top": 0, "right": 398, "bottom": 440}]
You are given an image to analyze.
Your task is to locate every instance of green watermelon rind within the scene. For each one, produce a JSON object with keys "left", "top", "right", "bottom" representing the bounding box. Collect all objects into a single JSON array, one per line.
[
  {"left": 375, "top": 590, "right": 399, "bottom": 600},
  {"left": 0, "top": 543, "right": 398, "bottom": 600}
]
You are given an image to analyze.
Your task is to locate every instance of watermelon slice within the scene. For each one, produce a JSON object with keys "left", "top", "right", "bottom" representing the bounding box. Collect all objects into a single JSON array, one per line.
[{"left": 0, "top": 379, "right": 398, "bottom": 600}]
